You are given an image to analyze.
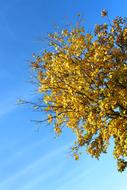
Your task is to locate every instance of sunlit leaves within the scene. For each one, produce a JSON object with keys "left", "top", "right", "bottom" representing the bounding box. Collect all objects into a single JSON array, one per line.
[{"left": 31, "top": 13, "right": 127, "bottom": 172}]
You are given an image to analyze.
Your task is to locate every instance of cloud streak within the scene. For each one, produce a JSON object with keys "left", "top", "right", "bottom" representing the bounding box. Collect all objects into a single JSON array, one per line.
[
  {"left": 0, "top": 143, "right": 69, "bottom": 190},
  {"left": 17, "top": 163, "right": 65, "bottom": 190},
  {"left": 0, "top": 138, "right": 46, "bottom": 169}
]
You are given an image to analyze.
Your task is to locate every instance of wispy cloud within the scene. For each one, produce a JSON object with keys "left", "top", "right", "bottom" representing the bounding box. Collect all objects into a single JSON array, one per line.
[
  {"left": 0, "top": 90, "right": 35, "bottom": 117},
  {"left": 17, "top": 162, "right": 65, "bottom": 190},
  {"left": 0, "top": 143, "right": 68, "bottom": 189},
  {"left": 54, "top": 161, "right": 102, "bottom": 190},
  {"left": 0, "top": 100, "right": 16, "bottom": 117},
  {"left": 0, "top": 138, "right": 46, "bottom": 169}
]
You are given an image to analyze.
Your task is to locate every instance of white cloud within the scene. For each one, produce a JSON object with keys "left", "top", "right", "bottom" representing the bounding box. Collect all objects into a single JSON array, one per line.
[
  {"left": 17, "top": 163, "right": 65, "bottom": 190},
  {"left": 0, "top": 138, "right": 46, "bottom": 168},
  {"left": 0, "top": 143, "right": 69, "bottom": 189},
  {"left": 54, "top": 162, "right": 102, "bottom": 190}
]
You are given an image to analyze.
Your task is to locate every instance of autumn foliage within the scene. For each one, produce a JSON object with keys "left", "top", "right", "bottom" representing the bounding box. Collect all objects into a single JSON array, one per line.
[{"left": 31, "top": 10, "right": 127, "bottom": 172}]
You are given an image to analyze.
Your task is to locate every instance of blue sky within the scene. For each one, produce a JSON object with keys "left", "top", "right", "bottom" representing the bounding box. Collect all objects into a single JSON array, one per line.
[{"left": 0, "top": 0, "right": 127, "bottom": 190}]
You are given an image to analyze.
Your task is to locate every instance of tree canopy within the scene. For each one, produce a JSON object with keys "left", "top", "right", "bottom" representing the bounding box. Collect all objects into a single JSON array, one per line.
[{"left": 30, "top": 10, "right": 127, "bottom": 172}]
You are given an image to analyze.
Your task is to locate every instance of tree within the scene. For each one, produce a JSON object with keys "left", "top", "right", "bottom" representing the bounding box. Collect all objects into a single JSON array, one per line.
[{"left": 30, "top": 10, "right": 127, "bottom": 172}]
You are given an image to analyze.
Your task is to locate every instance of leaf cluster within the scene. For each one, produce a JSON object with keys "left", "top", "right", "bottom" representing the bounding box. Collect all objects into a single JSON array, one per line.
[{"left": 31, "top": 12, "right": 127, "bottom": 172}]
